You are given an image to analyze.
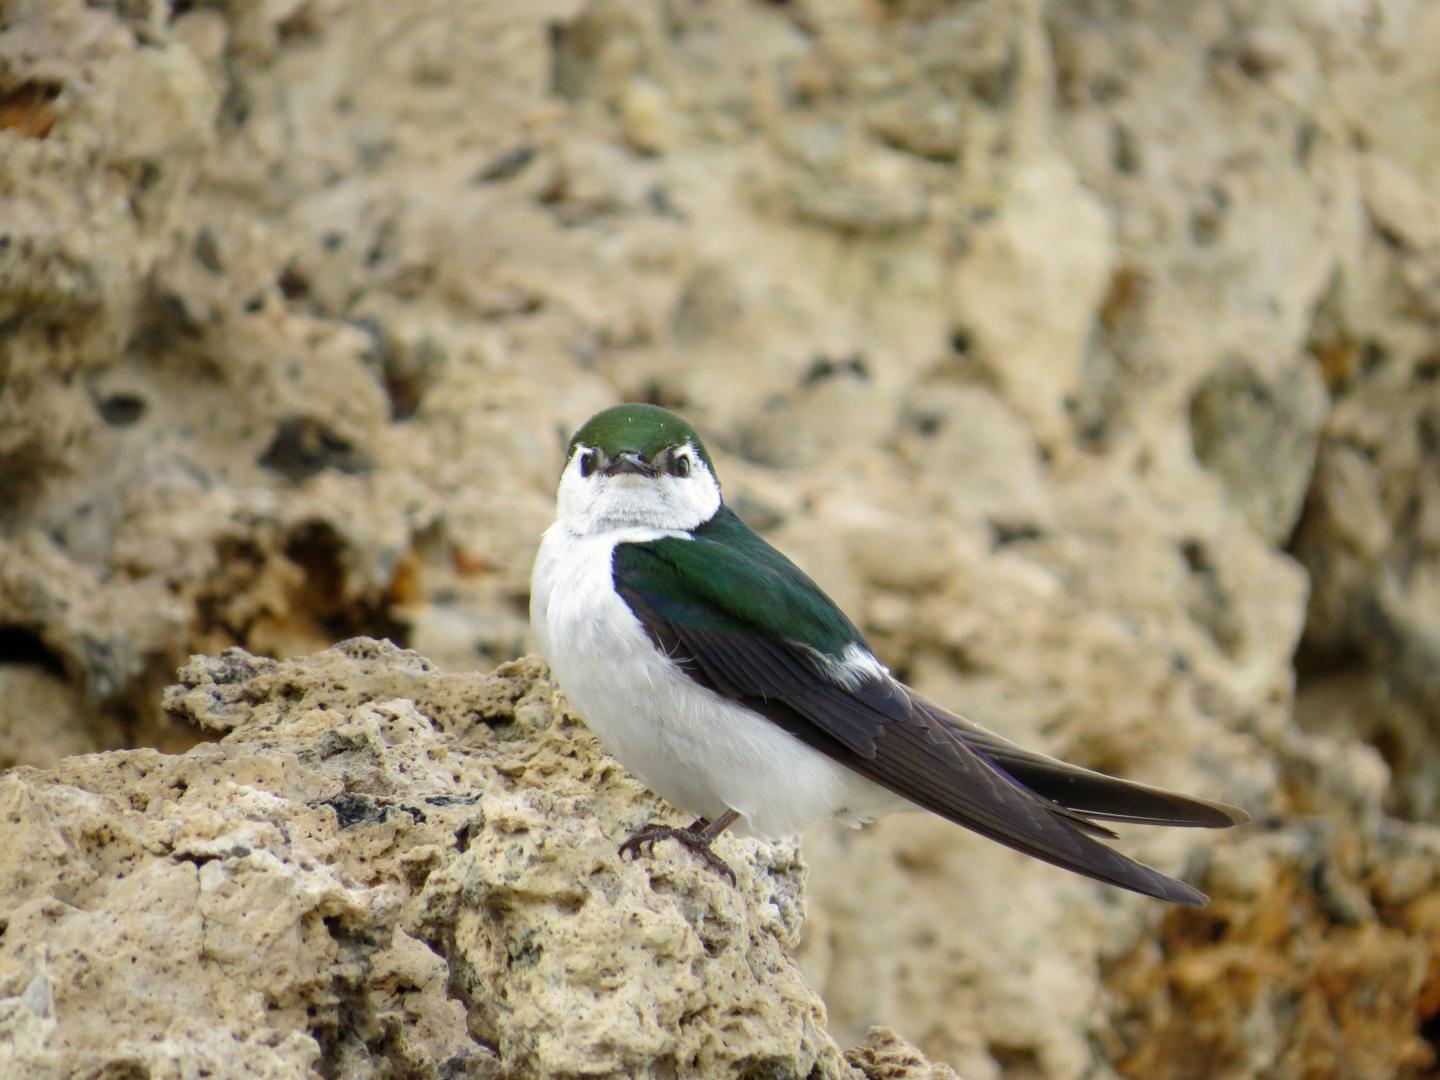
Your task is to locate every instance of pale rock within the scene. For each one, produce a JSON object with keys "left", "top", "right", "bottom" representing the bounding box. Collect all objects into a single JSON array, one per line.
[
  {"left": 1188, "top": 357, "right": 1330, "bottom": 544},
  {"left": 621, "top": 76, "right": 675, "bottom": 155},
  {"left": 949, "top": 158, "right": 1116, "bottom": 450},
  {"left": 0, "top": 641, "right": 945, "bottom": 1079}
]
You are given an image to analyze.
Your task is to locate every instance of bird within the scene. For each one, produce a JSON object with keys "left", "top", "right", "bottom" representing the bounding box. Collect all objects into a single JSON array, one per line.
[{"left": 530, "top": 403, "right": 1249, "bottom": 904}]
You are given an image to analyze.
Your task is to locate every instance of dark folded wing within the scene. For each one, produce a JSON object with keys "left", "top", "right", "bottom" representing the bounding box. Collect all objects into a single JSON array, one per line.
[{"left": 614, "top": 511, "right": 1224, "bottom": 906}]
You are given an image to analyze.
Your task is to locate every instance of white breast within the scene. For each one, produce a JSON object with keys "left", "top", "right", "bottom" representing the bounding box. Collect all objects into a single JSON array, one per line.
[{"left": 530, "top": 522, "right": 903, "bottom": 838}]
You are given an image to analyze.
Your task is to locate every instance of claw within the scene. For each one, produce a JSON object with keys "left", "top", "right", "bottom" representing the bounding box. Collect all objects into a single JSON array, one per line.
[{"left": 617, "top": 810, "right": 741, "bottom": 884}]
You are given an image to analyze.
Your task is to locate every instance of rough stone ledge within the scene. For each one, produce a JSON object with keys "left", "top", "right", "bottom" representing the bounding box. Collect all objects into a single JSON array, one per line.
[{"left": 0, "top": 638, "right": 956, "bottom": 1079}]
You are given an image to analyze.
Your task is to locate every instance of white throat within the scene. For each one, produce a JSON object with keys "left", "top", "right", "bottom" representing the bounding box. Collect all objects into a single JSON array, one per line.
[{"left": 555, "top": 445, "right": 721, "bottom": 536}]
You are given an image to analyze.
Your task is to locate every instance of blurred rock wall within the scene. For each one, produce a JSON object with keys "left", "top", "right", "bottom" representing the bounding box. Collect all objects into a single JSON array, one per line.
[{"left": 1, "top": 0, "right": 1438, "bottom": 1076}]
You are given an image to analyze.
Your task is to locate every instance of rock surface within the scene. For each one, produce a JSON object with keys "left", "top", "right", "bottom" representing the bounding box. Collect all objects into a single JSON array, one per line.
[
  {"left": 2, "top": 0, "right": 1440, "bottom": 1076},
  {"left": 0, "top": 639, "right": 953, "bottom": 1079}
]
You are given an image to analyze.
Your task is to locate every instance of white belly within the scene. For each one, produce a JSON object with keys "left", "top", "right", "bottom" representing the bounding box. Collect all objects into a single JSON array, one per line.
[{"left": 530, "top": 522, "right": 902, "bottom": 838}]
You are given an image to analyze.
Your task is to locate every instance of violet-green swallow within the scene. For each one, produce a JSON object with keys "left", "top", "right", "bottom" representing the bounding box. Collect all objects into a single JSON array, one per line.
[{"left": 530, "top": 403, "right": 1248, "bottom": 904}]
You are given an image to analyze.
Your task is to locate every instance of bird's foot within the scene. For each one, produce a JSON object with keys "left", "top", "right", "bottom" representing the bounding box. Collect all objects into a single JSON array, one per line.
[{"left": 618, "top": 811, "right": 740, "bottom": 884}]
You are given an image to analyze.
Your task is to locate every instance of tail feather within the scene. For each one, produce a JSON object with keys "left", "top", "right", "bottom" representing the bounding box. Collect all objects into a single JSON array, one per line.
[{"left": 916, "top": 697, "right": 1250, "bottom": 829}]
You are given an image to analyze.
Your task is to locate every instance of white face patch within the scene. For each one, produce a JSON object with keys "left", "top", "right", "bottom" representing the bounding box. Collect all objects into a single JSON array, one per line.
[{"left": 555, "top": 439, "right": 722, "bottom": 535}]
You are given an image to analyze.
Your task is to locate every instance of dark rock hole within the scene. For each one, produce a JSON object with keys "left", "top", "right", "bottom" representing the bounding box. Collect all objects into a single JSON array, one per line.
[
  {"left": 323, "top": 793, "right": 389, "bottom": 829},
  {"left": 0, "top": 625, "right": 69, "bottom": 680},
  {"left": 475, "top": 144, "right": 535, "bottom": 183},
  {"left": 1180, "top": 538, "right": 1212, "bottom": 575},
  {"left": 258, "top": 417, "right": 373, "bottom": 483},
  {"left": 802, "top": 353, "right": 869, "bottom": 386},
  {"left": 97, "top": 393, "right": 147, "bottom": 427},
  {"left": 990, "top": 520, "right": 1045, "bottom": 549}
]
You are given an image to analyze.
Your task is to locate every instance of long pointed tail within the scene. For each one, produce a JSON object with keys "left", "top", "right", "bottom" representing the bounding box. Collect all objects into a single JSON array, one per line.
[{"left": 915, "top": 696, "right": 1250, "bottom": 829}]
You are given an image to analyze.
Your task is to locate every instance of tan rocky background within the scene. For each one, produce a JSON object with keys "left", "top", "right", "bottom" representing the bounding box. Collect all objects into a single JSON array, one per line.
[{"left": 1, "top": 0, "right": 1438, "bottom": 1076}]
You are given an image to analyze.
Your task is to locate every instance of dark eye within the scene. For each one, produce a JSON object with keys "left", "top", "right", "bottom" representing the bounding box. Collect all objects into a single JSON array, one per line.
[
  {"left": 672, "top": 454, "right": 691, "bottom": 478},
  {"left": 578, "top": 449, "right": 599, "bottom": 477}
]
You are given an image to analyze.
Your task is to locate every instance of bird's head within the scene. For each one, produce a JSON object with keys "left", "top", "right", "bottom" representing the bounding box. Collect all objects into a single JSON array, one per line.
[{"left": 556, "top": 403, "right": 722, "bottom": 535}]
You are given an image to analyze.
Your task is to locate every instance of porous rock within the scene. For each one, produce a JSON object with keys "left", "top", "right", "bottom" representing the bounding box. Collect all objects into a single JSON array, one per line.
[{"left": 0, "top": 639, "right": 947, "bottom": 1079}]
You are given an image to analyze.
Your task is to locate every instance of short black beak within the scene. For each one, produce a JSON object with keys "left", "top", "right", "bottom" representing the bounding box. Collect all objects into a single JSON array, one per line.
[{"left": 602, "top": 451, "right": 658, "bottom": 477}]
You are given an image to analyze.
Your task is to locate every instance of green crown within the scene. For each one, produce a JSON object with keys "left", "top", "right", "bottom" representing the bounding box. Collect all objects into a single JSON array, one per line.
[{"left": 567, "top": 404, "right": 716, "bottom": 473}]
